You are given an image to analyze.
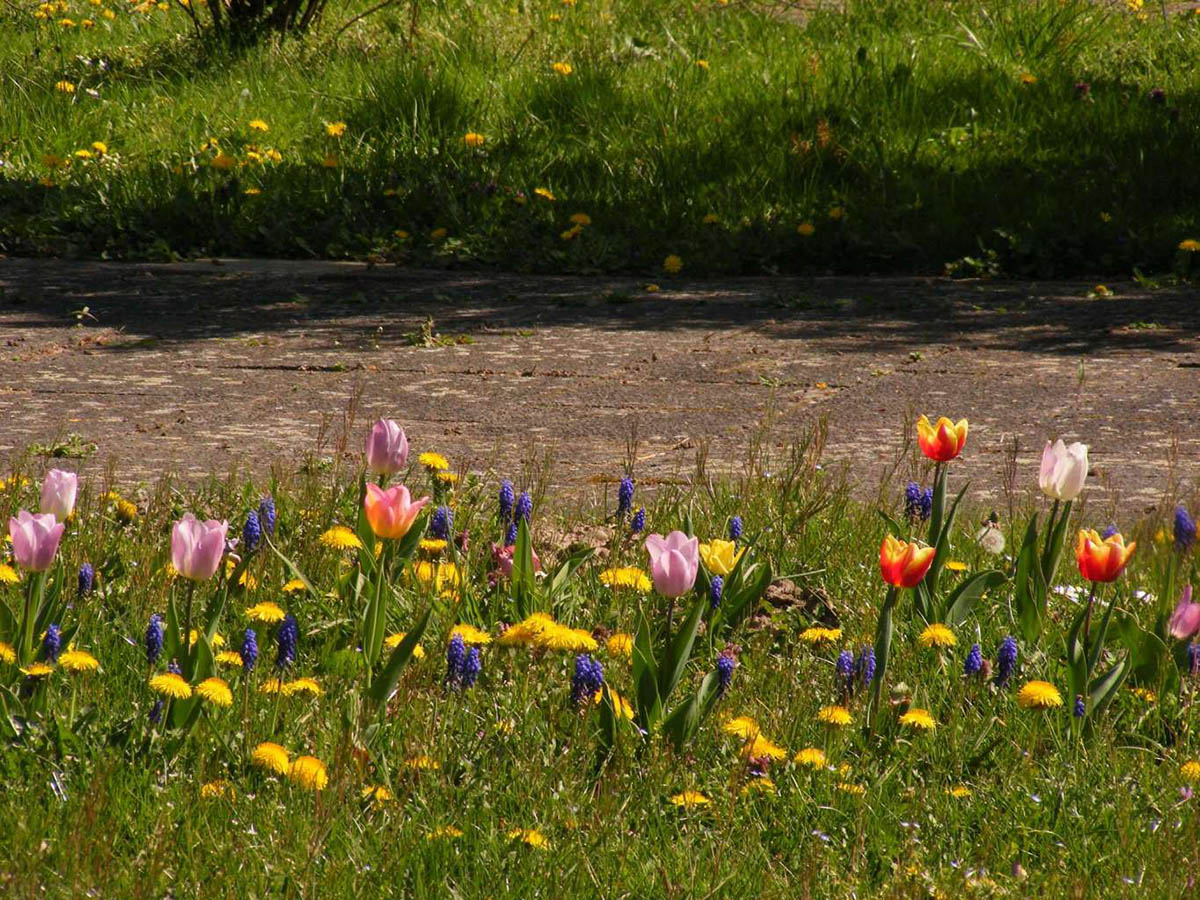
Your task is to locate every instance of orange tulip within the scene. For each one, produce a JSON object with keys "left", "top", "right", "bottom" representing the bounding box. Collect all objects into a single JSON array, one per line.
[
  {"left": 880, "top": 534, "right": 936, "bottom": 588},
  {"left": 364, "top": 483, "right": 429, "bottom": 540},
  {"left": 1075, "top": 529, "right": 1136, "bottom": 583},
  {"left": 916, "top": 416, "right": 969, "bottom": 462}
]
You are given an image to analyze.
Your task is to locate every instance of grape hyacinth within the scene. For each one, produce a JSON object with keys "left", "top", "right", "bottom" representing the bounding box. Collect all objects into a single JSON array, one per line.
[
  {"left": 995, "top": 635, "right": 1018, "bottom": 687},
  {"left": 149, "top": 699, "right": 164, "bottom": 723},
  {"left": 514, "top": 491, "right": 533, "bottom": 523},
  {"left": 1101, "top": 524, "right": 1119, "bottom": 540},
  {"left": 445, "top": 634, "right": 466, "bottom": 684},
  {"left": 855, "top": 645, "right": 876, "bottom": 688},
  {"left": 709, "top": 575, "right": 724, "bottom": 609},
  {"left": 729, "top": 516, "right": 743, "bottom": 542},
  {"left": 275, "top": 614, "right": 298, "bottom": 669},
  {"left": 461, "top": 647, "right": 481, "bottom": 688},
  {"left": 242, "top": 509, "right": 262, "bottom": 554},
  {"left": 630, "top": 507, "right": 645, "bottom": 534},
  {"left": 504, "top": 521, "right": 519, "bottom": 547},
  {"left": 1190, "top": 642, "right": 1200, "bottom": 676},
  {"left": 964, "top": 643, "right": 983, "bottom": 677},
  {"left": 904, "top": 482, "right": 933, "bottom": 523},
  {"left": 258, "top": 496, "right": 276, "bottom": 537},
  {"left": 498, "top": 480, "right": 514, "bottom": 521},
  {"left": 242, "top": 628, "right": 258, "bottom": 672},
  {"left": 77, "top": 562, "right": 95, "bottom": 596},
  {"left": 836, "top": 649, "right": 855, "bottom": 694},
  {"left": 145, "top": 614, "right": 164, "bottom": 666},
  {"left": 570, "top": 653, "right": 604, "bottom": 706},
  {"left": 430, "top": 505, "right": 454, "bottom": 541},
  {"left": 167, "top": 659, "right": 181, "bottom": 675},
  {"left": 617, "top": 476, "right": 634, "bottom": 518},
  {"left": 1176, "top": 505, "right": 1197, "bottom": 554},
  {"left": 1074, "top": 694, "right": 1086, "bottom": 718},
  {"left": 42, "top": 624, "right": 61, "bottom": 664},
  {"left": 716, "top": 648, "right": 738, "bottom": 695}
]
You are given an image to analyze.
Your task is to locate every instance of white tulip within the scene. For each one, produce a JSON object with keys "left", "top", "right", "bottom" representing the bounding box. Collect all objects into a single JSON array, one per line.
[{"left": 1038, "top": 439, "right": 1088, "bottom": 501}]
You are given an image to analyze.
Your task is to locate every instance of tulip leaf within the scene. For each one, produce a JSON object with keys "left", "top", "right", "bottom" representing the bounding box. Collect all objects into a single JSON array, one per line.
[
  {"left": 1041, "top": 499, "right": 1074, "bottom": 587},
  {"left": 1088, "top": 590, "right": 1121, "bottom": 675},
  {"left": 663, "top": 670, "right": 720, "bottom": 751},
  {"left": 1064, "top": 601, "right": 1090, "bottom": 703},
  {"left": 0, "top": 599, "right": 15, "bottom": 645},
  {"left": 1088, "top": 657, "right": 1128, "bottom": 718},
  {"left": 869, "top": 586, "right": 898, "bottom": 730},
  {"left": 925, "top": 481, "right": 969, "bottom": 600},
  {"left": 1012, "top": 515, "right": 1043, "bottom": 642},
  {"left": 367, "top": 604, "right": 432, "bottom": 712},
  {"left": 511, "top": 518, "right": 536, "bottom": 619},
  {"left": 659, "top": 596, "right": 706, "bottom": 705},
  {"left": 596, "top": 683, "right": 620, "bottom": 766},
  {"left": 943, "top": 569, "right": 1007, "bottom": 627},
  {"left": 264, "top": 536, "right": 317, "bottom": 597},
  {"left": 165, "top": 588, "right": 182, "bottom": 664},
  {"left": 632, "top": 611, "right": 662, "bottom": 735},
  {"left": 549, "top": 546, "right": 593, "bottom": 601}
]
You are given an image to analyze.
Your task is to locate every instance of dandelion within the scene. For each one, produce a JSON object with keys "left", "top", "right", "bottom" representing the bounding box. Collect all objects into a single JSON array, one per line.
[
  {"left": 533, "top": 623, "right": 597, "bottom": 652},
  {"left": 427, "top": 825, "right": 463, "bottom": 839},
  {"left": 817, "top": 705, "right": 852, "bottom": 727},
  {"left": 534, "top": 187, "right": 556, "bottom": 201},
  {"left": 1179, "top": 239, "right": 1200, "bottom": 252},
  {"left": 463, "top": 132, "right": 486, "bottom": 148},
  {"left": 742, "top": 778, "right": 776, "bottom": 796},
  {"left": 320, "top": 526, "right": 362, "bottom": 550},
  {"left": 245, "top": 601, "right": 286, "bottom": 624},
  {"left": 508, "top": 828, "right": 549, "bottom": 849},
  {"left": 59, "top": 649, "right": 99, "bottom": 673},
  {"left": 216, "top": 650, "right": 245, "bottom": 667},
  {"left": 406, "top": 755, "right": 440, "bottom": 771},
  {"left": 919, "top": 624, "right": 956, "bottom": 648},
  {"left": 1017, "top": 680, "right": 1063, "bottom": 709},
  {"left": 599, "top": 567, "right": 652, "bottom": 593},
  {"left": 947, "top": 785, "right": 972, "bottom": 798},
  {"left": 0, "top": 643, "right": 15, "bottom": 664},
  {"left": 196, "top": 677, "right": 233, "bottom": 707},
  {"left": 288, "top": 755, "right": 328, "bottom": 791},
  {"left": 450, "top": 624, "right": 492, "bottom": 646},
  {"left": 828, "top": 206, "right": 845, "bottom": 220},
  {"left": 995, "top": 636, "right": 1018, "bottom": 687},
  {"left": 282, "top": 578, "right": 305, "bottom": 593},
  {"left": 898, "top": 708, "right": 936, "bottom": 730},
  {"left": 800, "top": 626, "right": 842, "bottom": 645},
  {"left": 964, "top": 643, "right": 983, "bottom": 676},
  {"left": 283, "top": 677, "right": 323, "bottom": 697},
  {"left": 419, "top": 452, "right": 449, "bottom": 471},
  {"left": 797, "top": 222, "right": 815, "bottom": 237},
  {"left": 149, "top": 672, "right": 192, "bottom": 699},
  {"left": 384, "top": 632, "right": 426, "bottom": 658},
  {"left": 145, "top": 614, "right": 164, "bottom": 665},
  {"left": 1182, "top": 761, "right": 1200, "bottom": 781},
  {"left": 551, "top": 61, "right": 573, "bottom": 75},
  {"left": 21, "top": 663, "right": 54, "bottom": 678},
  {"left": 55, "top": 81, "right": 76, "bottom": 94},
  {"left": 201, "top": 780, "right": 235, "bottom": 800},
  {"left": 837, "top": 781, "right": 866, "bottom": 796},
  {"left": 325, "top": 121, "right": 347, "bottom": 138},
  {"left": 722, "top": 716, "right": 760, "bottom": 739},
  {"left": 248, "top": 119, "right": 269, "bottom": 132},
  {"left": 669, "top": 790, "right": 710, "bottom": 808},
  {"left": 794, "top": 747, "right": 826, "bottom": 768},
  {"left": 0, "top": 564, "right": 19, "bottom": 584},
  {"left": 570, "top": 212, "right": 592, "bottom": 226},
  {"left": 663, "top": 255, "right": 683, "bottom": 274},
  {"left": 605, "top": 632, "right": 633, "bottom": 658},
  {"left": 241, "top": 628, "right": 258, "bottom": 672},
  {"left": 362, "top": 785, "right": 392, "bottom": 804}
]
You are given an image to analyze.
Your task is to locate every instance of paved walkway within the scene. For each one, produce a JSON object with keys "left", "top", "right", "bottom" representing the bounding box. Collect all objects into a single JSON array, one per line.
[{"left": 1, "top": 258, "right": 1197, "bottom": 512}]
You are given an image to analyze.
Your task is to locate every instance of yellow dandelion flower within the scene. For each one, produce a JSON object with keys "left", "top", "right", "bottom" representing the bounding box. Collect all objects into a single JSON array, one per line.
[
  {"left": 817, "top": 705, "right": 852, "bottom": 727},
  {"left": 419, "top": 538, "right": 448, "bottom": 555},
  {"left": 435, "top": 471, "right": 458, "bottom": 485},
  {"left": 215, "top": 650, "right": 245, "bottom": 667},
  {"left": 793, "top": 747, "right": 826, "bottom": 768},
  {"left": 702, "top": 213, "right": 720, "bottom": 224},
  {"left": 1179, "top": 239, "right": 1200, "bottom": 252},
  {"left": 569, "top": 212, "right": 591, "bottom": 226},
  {"left": 419, "top": 452, "right": 450, "bottom": 471},
  {"left": 283, "top": 677, "right": 323, "bottom": 697},
  {"left": 508, "top": 828, "right": 549, "bottom": 849},
  {"left": 195, "top": 677, "right": 233, "bottom": 707},
  {"left": 898, "top": 708, "right": 936, "bottom": 730},
  {"left": 427, "top": 825, "right": 463, "bottom": 839},
  {"left": 1020, "top": 72, "right": 1037, "bottom": 85},
  {"left": 1132, "top": 687, "right": 1157, "bottom": 704},
  {"left": 698, "top": 539, "right": 744, "bottom": 577},
  {"left": 722, "top": 716, "right": 760, "bottom": 739},
  {"left": 59, "top": 649, "right": 99, "bottom": 673},
  {"left": 645, "top": 283, "right": 660, "bottom": 293},
  {"left": 0, "top": 564, "right": 19, "bottom": 584},
  {"left": 450, "top": 624, "right": 492, "bottom": 646},
  {"left": 21, "top": 662, "right": 55, "bottom": 678},
  {"left": 797, "top": 222, "right": 816, "bottom": 237},
  {"left": 800, "top": 626, "right": 842, "bottom": 644},
  {"left": 918, "top": 624, "right": 957, "bottom": 648},
  {"left": 696, "top": 59, "right": 710, "bottom": 69},
  {"left": 245, "top": 601, "right": 286, "bottom": 624},
  {"left": 669, "top": 790, "right": 710, "bottom": 808},
  {"left": 92, "top": 141, "right": 108, "bottom": 154},
  {"left": 534, "top": 187, "right": 556, "bottom": 201},
  {"left": 210, "top": 153, "right": 236, "bottom": 170},
  {"left": 325, "top": 121, "right": 347, "bottom": 138},
  {"left": 406, "top": 755, "right": 440, "bottom": 771},
  {"left": 431, "top": 227, "right": 450, "bottom": 240},
  {"left": 828, "top": 206, "right": 845, "bottom": 220},
  {"left": 288, "top": 755, "right": 328, "bottom": 791},
  {"left": 362, "top": 785, "right": 392, "bottom": 803},
  {"left": 149, "top": 672, "right": 191, "bottom": 699},
  {"left": 200, "top": 780, "right": 235, "bottom": 800},
  {"left": 595, "top": 687, "right": 635, "bottom": 719},
  {"left": 320, "top": 525, "right": 362, "bottom": 551},
  {"left": 662, "top": 254, "right": 683, "bottom": 274},
  {"left": 55, "top": 80, "right": 76, "bottom": 94},
  {"left": 248, "top": 119, "right": 269, "bottom": 132},
  {"left": 188, "top": 629, "right": 225, "bottom": 649},
  {"left": 533, "top": 622, "right": 597, "bottom": 652},
  {"left": 551, "top": 61, "right": 573, "bottom": 75},
  {"left": 743, "top": 734, "right": 787, "bottom": 760},
  {"left": 599, "top": 567, "right": 653, "bottom": 593},
  {"left": 463, "top": 132, "right": 486, "bottom": 148},
  {"left": 282, "top": 578, "right": 307, "bottom": 593},
  {"left": 837, "top": 781, "right": 866, "bottom": 796},
  {"left": 259, "top": 678, "right": 287, "bottom": 695},
  {"left": 605, "top": 632, "right": 634, "bottom": 658},
  {"left": 1180, "top": 761, "right": 1200, "bottom": 781},
  {"left": 74, "top": 149, "right": 93, "bottom": 160},
  {"left": 384, "top": 632, "right": 426, "bottom": 658},
  {"left": 1017, "top": 680, "right": 1063, "bottom": 709},
  {"left": 0, "top": 642, "right": 15, "bottom": 664},
  {"left": 947, "top": 785, "right": 972, "bottom": 798},
  {"left": 944, "top": 560, "right": 968, "bottom": 572},
  {"left": 742, "top": 778, "right": 776, "bottom": 796}
]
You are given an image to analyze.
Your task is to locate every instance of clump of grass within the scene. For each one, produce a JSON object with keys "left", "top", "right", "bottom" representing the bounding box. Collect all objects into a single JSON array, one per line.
[{"left": 2, "top": 0, "right": 1199, "bottom": 275}]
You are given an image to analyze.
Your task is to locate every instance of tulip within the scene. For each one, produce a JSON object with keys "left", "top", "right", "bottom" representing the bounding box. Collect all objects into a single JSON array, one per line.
[
  {"left": 491, "top": 542, "right": 542, "bottom": 579},
  {"left": 365, "top": 418, "right": 409, "bottom": 476},
  {"left": 9, "top": 510, "right": 64, "bottom": 572},
  {"left": 1039, "top": 439, "right": 1088, "bottom": 501},
  {"left": 916, "top": 415, "right": 968, "bottom": 462},
  {"left": 645, "top": 531, "right": 700, "bottom": 598},
  {"left": 1075, "top": 529, "right": 1136, "bottom": 583},
  {"left": 1169, "top": 586, "right": 1200, "bottom": 640},
  {"left": 39, "top": 469, "right": 78, "bottom": 521},
  {"left": 171, "top": 514, "right": 229, "bottom": 581},
  {"left": 879, "top": 534, "right": 936, "bottom": 588},
  {"left": 698, "top": 539, "right": 744, "bottom": 577},
  {"left": 364, "top": 483, "right": 429, "bottom": 539}
]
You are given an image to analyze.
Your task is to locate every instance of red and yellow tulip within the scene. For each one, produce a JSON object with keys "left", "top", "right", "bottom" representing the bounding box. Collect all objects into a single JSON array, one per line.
[
  {"left": 879, "top": 534, "right": 936, "bottom": 588},
  {"left": 916, "top": 415, "right": 968, "bottom": 462},
  {"left": 1075, "top": 529, "right": 1136, "bottom": 583}
]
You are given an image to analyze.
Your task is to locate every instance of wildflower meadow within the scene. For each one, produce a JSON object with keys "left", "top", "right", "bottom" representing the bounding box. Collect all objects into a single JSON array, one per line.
[{"left": 2, "top": 412, "right": 1200, "bottom": 896}]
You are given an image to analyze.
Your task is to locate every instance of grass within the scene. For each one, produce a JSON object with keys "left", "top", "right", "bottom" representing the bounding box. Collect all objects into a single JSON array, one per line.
[
  {"left": 0, "top": 421, "right": 1199, "bottom": 897},
  {"left": 3, "top": 0, "right": 1200, "bottom": 276}
]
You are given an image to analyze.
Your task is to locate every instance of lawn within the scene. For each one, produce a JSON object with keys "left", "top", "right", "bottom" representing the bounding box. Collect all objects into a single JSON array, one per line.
[
  {"left": 0, "top": 417, "right": 1198, "bottom": 896},
  {"left": 2, "top": 0, "right": 1200, "bottom": 275}
]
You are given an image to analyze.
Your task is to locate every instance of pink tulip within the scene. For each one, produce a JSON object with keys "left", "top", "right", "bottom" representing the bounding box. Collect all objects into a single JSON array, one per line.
[
  {"left": 1169, "top": 585, "right": 1200, "bottom": 640},
  {"left": 171, "top": 514, "right": 229, "bottom": 581},
  {"left": 365, "top": 418, "right": 410, "bottom": 476},
  {"left": 39, "top": 469, "right": 78, "bottom": 521},
  {"left": 364, "top": 483, "right": 429, "bottom": 539},
  {"left": 8, "top": 510, "right": 64, "bottom": 572},
  {"left": 644, "top": 531, "right": 700, "bottom": 598}
]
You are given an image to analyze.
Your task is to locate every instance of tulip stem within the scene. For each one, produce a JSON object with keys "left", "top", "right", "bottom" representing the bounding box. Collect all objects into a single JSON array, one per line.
[
  {"left": 181, "top": 580, "right": 197, "bottom": 679},
  {"left": 868, "top": 586, "right": 898, "bottom": 736},
  {"left": 1081, "top": 583, "right": 1098, "bottom": 657}
]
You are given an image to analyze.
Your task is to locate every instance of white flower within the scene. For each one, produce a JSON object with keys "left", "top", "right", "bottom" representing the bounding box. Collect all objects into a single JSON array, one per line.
[{"left": 1039, "top": 439, "right": 1088, "bottom": 501}]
